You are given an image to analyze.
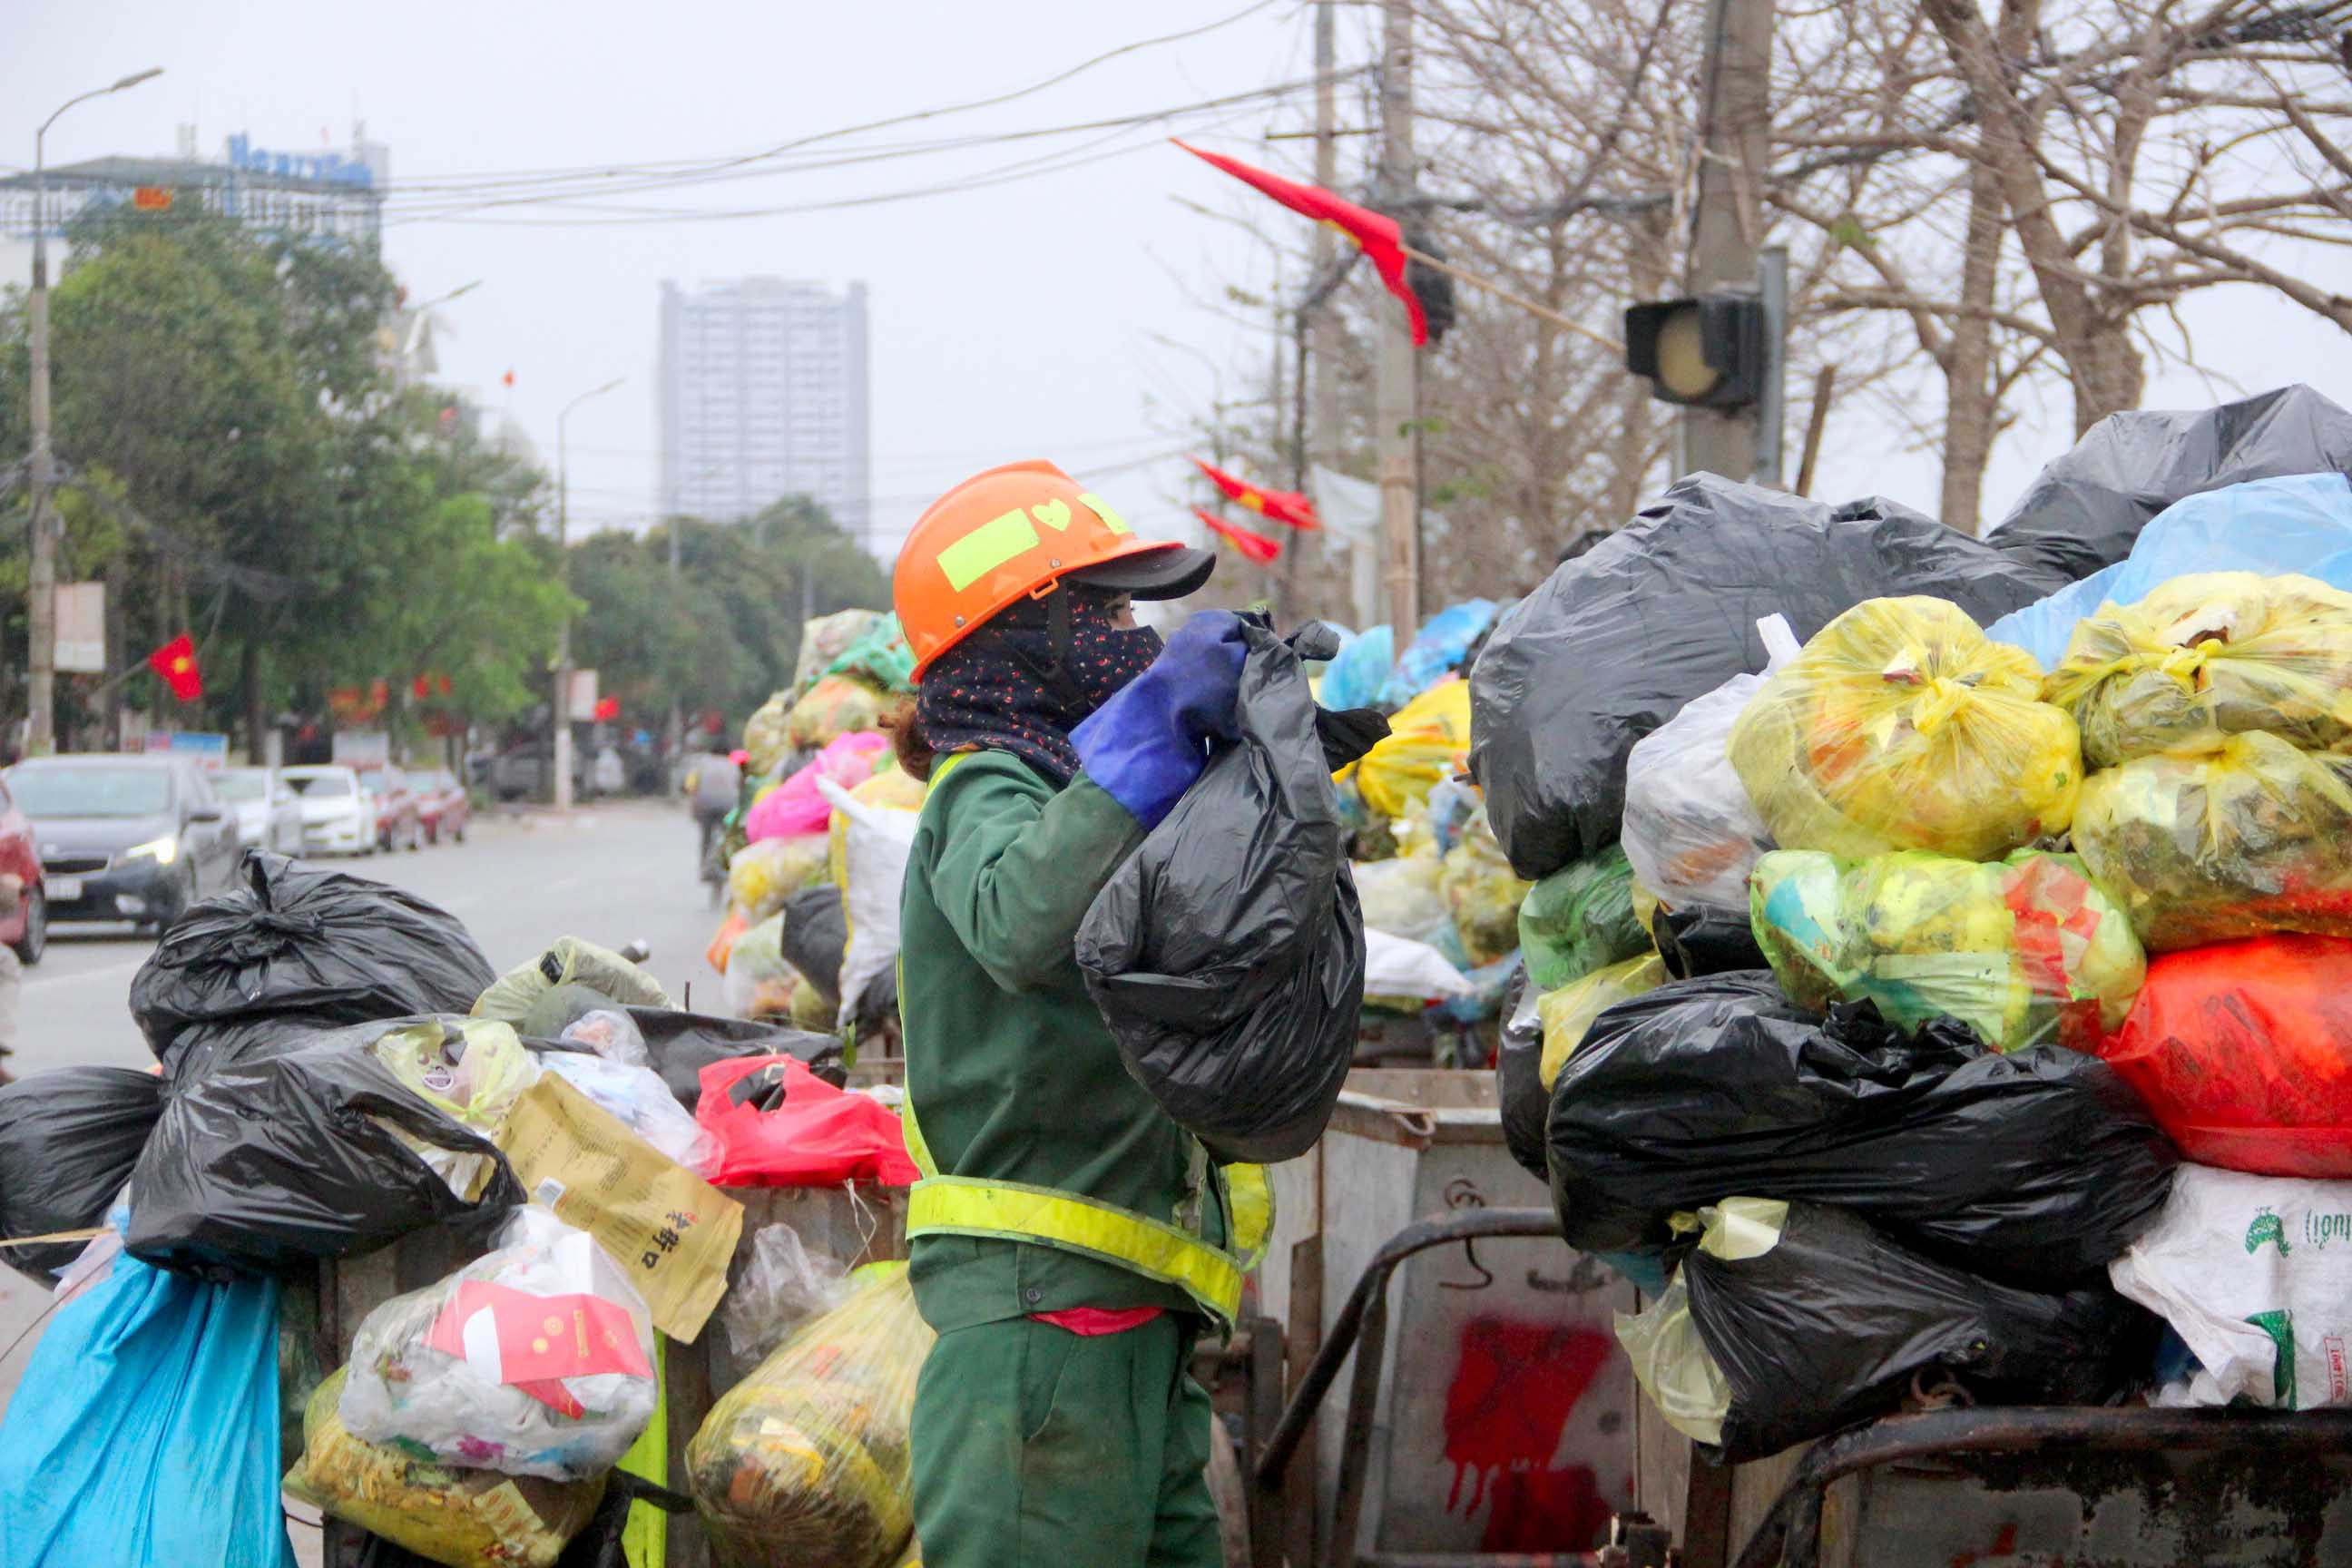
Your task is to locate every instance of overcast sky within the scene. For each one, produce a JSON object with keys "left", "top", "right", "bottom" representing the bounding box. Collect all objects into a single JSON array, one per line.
[{"left": 5, "top": 1, "right": 2345, "bottom": 591}]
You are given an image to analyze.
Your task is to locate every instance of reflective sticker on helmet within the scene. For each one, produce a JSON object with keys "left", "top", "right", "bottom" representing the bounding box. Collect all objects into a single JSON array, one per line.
[
  {"left": 1032, "top": 498, "right": 1073, "bottom": 532},
  {"left": 937, "top": 507, "right": 1041, "bottom": 592},
  {"left": 1078, "top": 492, "right": 1132, "bottom": 536}
]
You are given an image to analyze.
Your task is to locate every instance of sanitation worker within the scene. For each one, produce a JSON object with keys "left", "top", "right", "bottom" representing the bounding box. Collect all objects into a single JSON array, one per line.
[{"left": 888, "top": 459, "right": 1269, "bottom": 1566}]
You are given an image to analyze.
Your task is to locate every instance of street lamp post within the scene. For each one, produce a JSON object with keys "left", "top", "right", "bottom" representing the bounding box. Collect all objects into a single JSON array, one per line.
[
  {"left": 554, "top": 376, "right": 623, "bottom": 811},
  {"left": 25, "top": 66, "right": 162, "bottom": 758}
]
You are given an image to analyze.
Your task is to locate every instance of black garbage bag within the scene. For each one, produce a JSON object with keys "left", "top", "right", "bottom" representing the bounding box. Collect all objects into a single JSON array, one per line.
[
  {"left": 157, "top": 1010, "right": 348, "bottom": 1089},
  {"left": 624, "top": 1005, "right": 847, "bottom": 1110},
  {"left": 129, "top": 851, "right": 494, "bottom": 1058},
  {"left": 1988, "top": 384, "right": 2352, "bottom": 580},
  {"left": 1545, "top": 973, "right": 2177, "bottom": 1286},
  {"left": 1076, "top": 619, "right": 1372, "bottom": 1164},
  {"left": 1668, "top": 1200, "right": 2153, "bottom": 1462},
  {"left": 1647, "top": 902, "right": 1767, "bottom": 980},
  {"left": 777, "top": 884, "right": 848, "bottom": 1010},
  {"left": 126, "top": 1017, "right": 525, "bottom": 1279},
  {"left": 0, "top": 1067, "right": 163, "bottom": 1281},
  {"left": 1469, "top": 477, "right": 2077, "bottom": 881},
  {"left": 1494, "top": 967, "right": 1548, "bottom": 1181}
]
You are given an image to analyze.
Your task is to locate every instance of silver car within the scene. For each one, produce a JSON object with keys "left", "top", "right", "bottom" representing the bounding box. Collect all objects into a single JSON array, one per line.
[{"left": 219, "top": 767, "right": 305, "bottom": 856}]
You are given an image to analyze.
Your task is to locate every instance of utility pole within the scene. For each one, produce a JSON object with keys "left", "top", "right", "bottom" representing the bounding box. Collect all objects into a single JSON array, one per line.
[
  {"left": 554, "top": 376, "right": 623, "bottom": 812},
  {"left": 1676, "top": 0, "right": 1775, "bottom": 482},
  {"left": 1375, "top": 0, "right": 1420, "bottom": 641},
  {"left": 25, "top": 67, "right": 162, "bottom": 758}
]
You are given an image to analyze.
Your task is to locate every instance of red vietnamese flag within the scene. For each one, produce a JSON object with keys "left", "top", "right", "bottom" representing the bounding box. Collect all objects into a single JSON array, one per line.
[
  {"left": 1194, "top": 507, "right": 1282, "bottom": 565},
  {"left": 146, "top": 635, "right": 202, "bottom": 702},
  {"left": 593, "top": 695, "right": 621, "bottom": 722},
  {"left": 1191, "top": 457, "right": 1319, "bottom": 531},
  {"left": 1175, "top": 140, "right": 1428, "bottom": 347}
]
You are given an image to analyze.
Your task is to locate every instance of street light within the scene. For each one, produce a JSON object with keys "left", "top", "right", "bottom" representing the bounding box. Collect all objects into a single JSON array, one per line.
[
  {"left": 554, "top": 376, "right": 624, "bottom": 811},
  {"left": 25, "top": 65, "right": 163, "bottom": 757},
  {"left": 398, "top": 279, "right": 481, "bottom": 362}
]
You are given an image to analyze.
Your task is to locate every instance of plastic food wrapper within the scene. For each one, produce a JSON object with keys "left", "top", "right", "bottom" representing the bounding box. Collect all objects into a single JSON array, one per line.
[
  {"left": 819, "top": 770, "right": 924, "bottom": 1031},
  {"left": 1620, "top": 1198, "right": 2151, "bottom": 1462},
  {"left": 1439, "top": 812, "right": 1533, "bottom": 968},
  {"left": 557, "top": 1008, "right": 651, "bottom": 1070},
  {"left": 1730, "top": 596, "right": 2082, "bottom": 861},
  {"left": 495, "top": 1073, "right": 744, "bottom": 1344},
  {"left": 1470, "top": 475, "right": 2076, "bottom": 881},
  {"left": 721, "top": 1220, "right": 852, "bottom": 1364},
  {"left": 1517, "top": 845, "right": 1648, "bottom": 992},
  {"left": 1350, "top": 679, "right": 1471, "bottom": 819},
  {"left": 1622, "top": 672, "right": 1778, "bottom": 916},
  {"left": 727, "top": 835, "right": 831, "bottom": 924},
  {"left": 794, "top": 608, "right": 886, "bottom": 690},
  {"left": 2098, "top": 936, "right": 2352, "bottom": 1177},
  {"left": 1362, "top": 928, "right": 1475, "bottom": 1004},
  {"left": 474, "top": 937, "right": 671, "bottom": 1035},
  {"left": 697, "top": 1056, "right": 921, "bottom": 1188},
  {"left": 788, "top": 674, "right": 890, "bottom": 751},
  {"left": 1383, "top": 600, "right": 1495, "bottom": 706},
  {"left": 743, "top": 691, "right": 796, "bottom": 779},
  {"left": 1749, "top": 848, "right": 2144, "bottom": 1054},
  {"left": 1536, "top": 953, "right": 1668, "bottom": 1091},
  {"left": 745, "top": 730, "right": 890, "bottom": 844},
  {"left": 1076, "top": 620, "right": 1370, "bottom": 1165},
  {"left": 537, "top": 1049, "right": 720, "bottom": 1177},
  {"left": 130, "top": 851, "right": 494, "bottom": 1063},
  {"left": 1353, "top": 850, "right": 1457, "bottom": 954},
  {"left": 687, "top": 1262, "right": 933, "bottom": 1568},
  {"left": 1544, "top": 972, "right": 2178, "bottom": 1286},
  {"left": 0, "top": 1066, "right": 162, "bottom": 1282},
  {"left": 2070, "top": 731, "right": 2352, "bottom": 951},
  {"left": 2045, "top": 571, "right": 2352, "bottom": 768},
  {"left": 1318, "top": 623, "right": 1393, "bottom": 713},
  {"left": 288, "top": 1367, "right": 603, "bottom": 1568},
  {"left": 339, "top": 1207, "right": 657, "bottom": 1480},
  {"left": 2111, "top": 1163, "right": 2352, "bottom": 1408},
  {"left": 128, "top": 1017, "right": 527, "bottom": 1279}
]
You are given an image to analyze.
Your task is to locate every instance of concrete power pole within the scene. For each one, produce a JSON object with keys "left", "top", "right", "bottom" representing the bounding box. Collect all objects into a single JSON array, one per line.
[
  {"left": 1676, "top": 0, "right": 1776, "bottom": 481},
  {"left": 1376, "top": 0, "right": 1420, "bottom": 642}
]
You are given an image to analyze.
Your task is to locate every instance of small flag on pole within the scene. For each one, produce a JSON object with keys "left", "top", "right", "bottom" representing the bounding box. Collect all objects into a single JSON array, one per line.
[
  {"left": 1191, "top": 457, "right": 1318, "bottom": 530},
  {"left": 147, "top": 635, "right": 202, "bottom": 702},
  {"left": 1194, "top": 508, "right": 1281, "bottom": 564}
]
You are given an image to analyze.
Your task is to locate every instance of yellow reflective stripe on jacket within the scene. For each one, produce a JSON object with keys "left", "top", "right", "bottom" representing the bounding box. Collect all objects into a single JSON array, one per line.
[
  {"left": 1220, "top": 1162, "right": 1274, "bottom": 1272},
  {"left": 909, "top": 1174, "right": 1246, "bottom": 1325}
]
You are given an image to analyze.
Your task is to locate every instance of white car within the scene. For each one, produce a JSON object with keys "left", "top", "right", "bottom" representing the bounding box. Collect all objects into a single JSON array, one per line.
[
  {"left": 219, "top": 767, "right": 305, "bottom": 856},
  {"left": 282, "top": 765, "right": 375, "bottom": 856}
]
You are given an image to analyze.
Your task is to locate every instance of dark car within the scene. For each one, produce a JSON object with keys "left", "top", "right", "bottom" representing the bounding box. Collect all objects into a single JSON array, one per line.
[{"left": 8, "top": 756, "right": 241, "bottom": 930}]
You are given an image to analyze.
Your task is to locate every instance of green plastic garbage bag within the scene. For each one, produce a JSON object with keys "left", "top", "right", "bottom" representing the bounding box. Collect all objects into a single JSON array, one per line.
[{"left": 1518, "top": 845, "right": 1648, "bottom": 992}]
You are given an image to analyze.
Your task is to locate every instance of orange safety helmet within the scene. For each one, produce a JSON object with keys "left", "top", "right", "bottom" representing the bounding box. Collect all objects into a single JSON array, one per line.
[{"left": 895, "top": 459, "right": 1214, "bottom": 681}]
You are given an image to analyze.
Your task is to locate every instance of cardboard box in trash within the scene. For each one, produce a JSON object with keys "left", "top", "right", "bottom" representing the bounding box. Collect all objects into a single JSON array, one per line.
[{"left": 497, "top": 1073, "right": 743, "bottom": 1343}]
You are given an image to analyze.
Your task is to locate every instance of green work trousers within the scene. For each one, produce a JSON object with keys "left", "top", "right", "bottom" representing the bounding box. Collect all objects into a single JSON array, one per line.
[{"left": 909, "top": 1313, "right": 1221, "bottom": 1568}]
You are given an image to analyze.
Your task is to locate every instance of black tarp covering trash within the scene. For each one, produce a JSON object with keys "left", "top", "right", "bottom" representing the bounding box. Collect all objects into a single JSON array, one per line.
[
  {"left": 0, "top": 1066, "right": 162, "bottom": 1280},
  {"left": 1544, "top": 973, "right": 2177, "bottom": 1286},
  {"left": 129, "top": 852, "right": 495, "bottom": 1061},
  {"left": 1468, "top": 478, "right": 2080, "bottom": 882},
  {"left": 777, "top": 885, "right": 850, "bottom": 1012},
  {"left": 1077, "top": 618, "right": 1373, "bottom": 1164}
]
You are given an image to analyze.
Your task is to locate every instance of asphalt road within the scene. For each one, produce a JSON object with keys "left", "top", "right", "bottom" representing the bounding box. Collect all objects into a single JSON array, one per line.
[{"left": 0, "top": 796, "right": 730, "bottom": 1436}]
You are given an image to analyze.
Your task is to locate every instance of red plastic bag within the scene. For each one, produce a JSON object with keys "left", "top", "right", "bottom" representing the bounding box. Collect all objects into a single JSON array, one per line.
[
  {"left": 2100, "top": 934, "right": 2352, "bottom": 1177},
  {"left": 695, "top": 1056, "right": 920, "bottom": 1188}
]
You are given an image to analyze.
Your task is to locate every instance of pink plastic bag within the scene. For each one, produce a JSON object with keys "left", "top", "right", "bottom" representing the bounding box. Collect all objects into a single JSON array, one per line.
[
  {"left": 743, "top": 731, "right": 890, "bottom": 843},
  {"left": 695, "top": 1056, "right": 921, "bottom": 1188}
]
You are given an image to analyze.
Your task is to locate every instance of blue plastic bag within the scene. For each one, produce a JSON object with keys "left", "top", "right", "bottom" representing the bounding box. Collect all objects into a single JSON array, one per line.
[
  {"left": 1320, "top": 623, "right": 1395, "bottom": 711},
  {"left": 0, "top": 1249, "right": 295, "bottom": 1568},
  {"left": 1383, "top": 600, "right": 1497, "bottom": 705},
  {"left": 1987, "top": 473, "right": 2352, "bottom": 666}
]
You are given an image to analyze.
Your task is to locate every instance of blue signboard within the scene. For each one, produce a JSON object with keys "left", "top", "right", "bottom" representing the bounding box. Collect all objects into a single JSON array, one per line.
[
  {"left": 225, "top": 133, "right": 374, "bottom": 189},
  {"left": 144, "top": 730, "right": 230, "bottom": 771}
]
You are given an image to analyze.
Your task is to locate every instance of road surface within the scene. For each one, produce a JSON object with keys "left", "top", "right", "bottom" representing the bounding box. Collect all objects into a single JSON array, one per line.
[{"left": 0, "top": 797, "right": 730, "bottom": 1441}]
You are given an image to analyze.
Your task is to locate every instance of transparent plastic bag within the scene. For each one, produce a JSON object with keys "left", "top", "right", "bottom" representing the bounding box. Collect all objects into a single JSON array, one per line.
[
  {"left": 474, "top": 936, "right": 671, "bottom": 1031},
  {"left": 558, "top": 1008, "right": 652, "bottom": 1070},
  {"left": 288, "top": 1367, "right": 603, "bottom": 1568},
  {"left": 788, "top": 675, "right": 889, "bottom": 751},
  {"left": 720, "top": 1221, "right": 851, "bottom": 1364},
  {"left": 2048, "top": 571, "right": 2352, "bottom": 767},
  {"left": 1352, "top": 680, "right": 1471, "bottom": 819},
  {"left": 728, "top": 835, "right": 831, "bottom": 923},
  {"left": 1440, "top": 812, "right": 1533, "bottom": 968},
  {"left": 1537, "top": 952, "right": 1669, "bottom": 1089},
  {"left": 1354, "top": 850, "right": 1455, "bottom": 950},
  {"left": 1518, "top": 845, "right": 1648, "bottom": 992},
  {"left": 1622, "top": 672, "right": 1777, "bottom": 916},
  {"left": 687, "top": 1262, "right": 933, "bottom": 1568},
  {"left": 339, "top": 1206, "right": 657, "bottom": 1480},
  {"left": 743, "top": 691, "right": 796, "bottom": 779},
  {"left": 1750, "top": 848, "right": 2145, "bottom": 1053},
  {"left": 370, "top": 1018, "right": 536, "bottom": 1203},
  {"left": 2071, "top": 731, "right": 2352, "bottom": 951},
  {"left": 537, "top": 1050, "right": 720, "bottom": 1176},
  {"left": 725, "top": 915, "right": 798, "bottom": 1020},
  {"left": 822, "top": 612, "right": 916, "bottom": 694},
  {"left": 1730, "top": 596, "right": 2082, "bottom": 860},
  {"left": 795, "top": 609, "right": 886, "bottom": 690}
]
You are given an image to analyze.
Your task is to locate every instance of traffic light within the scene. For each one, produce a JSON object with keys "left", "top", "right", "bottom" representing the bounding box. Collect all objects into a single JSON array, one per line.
[{"left": 1623, "top": 292, "right": 1766, "bottom": 408}]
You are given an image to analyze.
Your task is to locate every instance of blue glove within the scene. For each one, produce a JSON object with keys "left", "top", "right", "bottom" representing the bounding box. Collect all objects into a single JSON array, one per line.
[{"left": 1073, "top": 611, "right": 1250, "bottom": 828}]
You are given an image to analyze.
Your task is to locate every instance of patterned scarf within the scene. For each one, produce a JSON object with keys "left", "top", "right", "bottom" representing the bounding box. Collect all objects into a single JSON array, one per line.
[{"left": 916, "top": 588, "right": 1162, "bottom": 787}]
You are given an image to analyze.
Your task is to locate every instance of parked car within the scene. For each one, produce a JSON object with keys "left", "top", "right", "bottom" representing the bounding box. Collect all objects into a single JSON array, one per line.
[
  {"left": 218, "top": 767, "right": 305, "bottom": 856},
  {"left": 0, "top": 776, "right": 48, "bottom": 963},
  {"left": 6, "top": 755, "right": 240, "bottom": 931},
  {"left": 355, "top": 765, "right": 424, "bottom": 852},
  {"left": 416, "top": 769, "right": 471, "bottom": 845},
  {"left": 281, "top": 764, "right": 375, "bottom": 856},
  {"left": 490, "top": 742, "right": 592, "bottom": 801}
]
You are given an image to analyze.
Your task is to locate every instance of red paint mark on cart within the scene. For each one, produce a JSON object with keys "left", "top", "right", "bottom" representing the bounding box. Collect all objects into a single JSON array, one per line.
[
  {"left": 1950, "top": 1521, "right": 2020, "bottom": 1566},
  {"left": 1442, "top": 1318, "right": 1616, "bottom": 1550}
]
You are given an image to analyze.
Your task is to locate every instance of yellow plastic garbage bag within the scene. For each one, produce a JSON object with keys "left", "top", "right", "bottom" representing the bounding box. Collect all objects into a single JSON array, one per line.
[
  {"left": 788, "top": 675, "right": 889, "bottom": 752},
  {"left": 728, "top": 836, "right": 831, "bottom": 923},
  {"left": 1440, "top": 813, "right": 1532, "bottom": 968},
  {"left": 285, "top": 1368, "right": 605, "bottom": 1568},
  {"left": 1749, "top": 848, "right": 2144, "bottom": 1053},
  {"left": 370, "top": 1017, "right": 537, "bottom": 1202},
  {"left": 1351, "top": 680, "right": 1471, "bottom": 819},
  {"left": 474, "top": 936, "right": 671, "bottom": 1029},
  {"left": 2071, "top": 731, "right": 2352, "bottom": 952},
  {"left": 795, "top": 609, "right": 886, "bottom": 690},
  {"left": 687, "top": 1262, "right": 934, "bottom": 1568},
  {"left": 2047, "top": 572, "right": 2352, "bottom": 768},
  {"left": 743, "top": 691, "right": 795, "bottom": 779},
  {"left": 1537, "top": 953, "right": 1669, "bottom": 1089},
  {"left": 1730, "top": 596, "right": 2082, "bottom": 861}
]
